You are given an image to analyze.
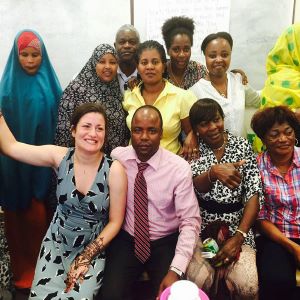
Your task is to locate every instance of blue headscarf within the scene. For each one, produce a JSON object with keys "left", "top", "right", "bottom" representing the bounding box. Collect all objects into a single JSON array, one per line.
[{"left": 0, "top": 29, "right": 62, "bottom": 210}]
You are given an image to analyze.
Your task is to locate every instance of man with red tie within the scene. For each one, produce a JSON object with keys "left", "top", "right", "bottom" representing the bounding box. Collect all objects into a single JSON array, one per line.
[{"left": 99, "top": 105, "right": 200, "bottom": 300}]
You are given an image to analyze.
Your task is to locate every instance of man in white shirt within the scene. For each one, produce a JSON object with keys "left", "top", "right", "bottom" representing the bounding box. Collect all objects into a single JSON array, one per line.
[{"left": 114, "top": 24, "right": 140, "bottom": 94}]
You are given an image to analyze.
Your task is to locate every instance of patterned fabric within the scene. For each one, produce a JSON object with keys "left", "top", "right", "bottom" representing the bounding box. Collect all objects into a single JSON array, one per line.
[
  {"left": 187, "top": 243, "right": 258, "bottom": 298},
  {"left": 0, "top": 29, "right": 62, "bottom": 210},
  {"left": 30, "top": 148, "right": 112, "bottom": 299},
  {"left": 254, "top": 24, "right": 300, "bottom": 152},
  {"left": 134, "top": 162, "right": 150, "bottom": 263},
  {"left": 17, "top": 31, "right": 41, "bottom": 53},
  {"left": 0, "top": 215, "right": 12, "bottom": 296},
  {"left": 190, "top": 132, "right": 262, "bottom": 249},
  {"left": 55, "top": 44, "right": 128, "bottom": 155},
  {"left": 257, "top": 147, "right": 300, "bottom": 239},
  {"left": 260, "top": 23, "right": 300, "bottom": 109},
  {"left": 166, "top": 60, "right": 207, "bottom": 90}
]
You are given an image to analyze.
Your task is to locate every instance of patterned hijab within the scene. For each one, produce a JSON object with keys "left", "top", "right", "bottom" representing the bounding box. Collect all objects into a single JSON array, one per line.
[
  {"left": 55, "top": 44, "right": 128, "bottom": 154},
  {"left": 253, "top": 24, "right": 300, "bottom": 152},
  {"left": 0, "top": 29, "right": 62, "bottom": 210},
  {"left": 17, "top": 31, "right": 41, "bottom": 54},
  {"left": 261, "top": 23, "right": 300, "bottom": 108}
]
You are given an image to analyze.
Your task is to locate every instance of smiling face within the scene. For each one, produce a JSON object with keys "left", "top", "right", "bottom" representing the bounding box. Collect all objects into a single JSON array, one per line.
[
  {"left": 168, "top": 33, "right": 191, "bottom": 71},
  {"left": 18, "top": 47, "right": 42, "bottom": 75},
  {"left": 204, "top": 38, "right": 231, "bottom": 77},
  {"left": 137, "top": 48, "right": 165, "bottom": 85},
  {"left": 196, "top": 111, "right": 225, "bottom": 148},
  {"left": 114, "top": 30, "right": 139, "bottom": 64},
  {"left": 95, "top": 53, "right": 118, "bottom": 82},
  {"left": 263, "top": 122, "right": 295, "bottom": 157},
  {"left": 72, "top": 112, "right": 106, "bottom": 154},
  {"left": 131, "top": 108, "right": 162, "bottom": 162}
]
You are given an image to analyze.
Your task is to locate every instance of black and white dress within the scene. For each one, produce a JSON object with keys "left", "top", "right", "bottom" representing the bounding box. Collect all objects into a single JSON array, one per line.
[
  {"left": 190, "top": 132, "right": 262, "bottom": 248},
  {"left": 30, "top": 148, "right": 111, "bottom": 299}
]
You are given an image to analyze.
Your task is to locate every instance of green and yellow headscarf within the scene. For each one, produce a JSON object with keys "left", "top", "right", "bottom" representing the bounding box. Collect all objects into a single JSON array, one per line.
[{"left": 253, "top": 23, "right": 300, "bottom": 152}]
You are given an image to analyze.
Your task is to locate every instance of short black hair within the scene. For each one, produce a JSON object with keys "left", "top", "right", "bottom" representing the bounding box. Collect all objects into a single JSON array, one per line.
[
  {"left": 132, "top": 105, "right": 163, "bottom": 130},
  {"left": 161, "top": 16, "right": 195, "bottom": 50},
  {"left": 201, "top": 32, "right": 233, "bottom": 53},
  {"left": 251, "top": 105, "right": 300, "bottom": 140},
  {"left": 189, "top": 98, "right": 225, "bottom": 132}
]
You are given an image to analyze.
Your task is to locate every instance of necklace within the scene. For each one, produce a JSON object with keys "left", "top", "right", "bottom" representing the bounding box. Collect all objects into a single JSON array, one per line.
[
  {"left": 211, "top": 136, "right": 227, "bottom": 152},
  {"left": 210, "top": 77, "right": 228, "bottom": 98},
  {"left": 169, "top": 62, "right": 184, "bottom": 88}
]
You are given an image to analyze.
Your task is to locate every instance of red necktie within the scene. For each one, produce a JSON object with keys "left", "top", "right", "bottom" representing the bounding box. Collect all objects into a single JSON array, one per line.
[{"left": 134, "top": 162, "right": 150, "bottom": 263}]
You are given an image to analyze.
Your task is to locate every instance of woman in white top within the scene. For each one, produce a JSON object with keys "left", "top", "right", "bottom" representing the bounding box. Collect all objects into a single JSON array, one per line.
[{"left": 190, "top": 32, "right": 260, "bottom": 137}]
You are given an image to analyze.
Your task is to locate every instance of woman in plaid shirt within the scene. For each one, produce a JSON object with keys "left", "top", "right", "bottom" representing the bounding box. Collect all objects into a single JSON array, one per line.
[{"left": 251, "top": 106, "right": 300, "bottom": 300}]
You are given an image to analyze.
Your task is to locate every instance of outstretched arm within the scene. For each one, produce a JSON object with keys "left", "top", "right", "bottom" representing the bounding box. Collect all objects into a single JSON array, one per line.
[
  {"left": 65, "top": 160, "right": 127, "bottom": 292},
  {"left": 0, "top": 112, "right": 67, "bottom": 169}
]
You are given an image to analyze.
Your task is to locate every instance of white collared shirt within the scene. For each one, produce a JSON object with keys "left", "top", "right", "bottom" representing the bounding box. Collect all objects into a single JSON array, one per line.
[{"left": 117, "top": 67, "right": 138, "bottom": 94}]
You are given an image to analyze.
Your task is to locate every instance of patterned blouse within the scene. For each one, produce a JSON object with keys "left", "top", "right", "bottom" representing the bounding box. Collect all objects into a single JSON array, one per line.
[
  {"left": 190, "top": 132, "right": 262, "bottom": 248},
  {"left": 166, "top": 60, "right": 207, "bottom": 90},
  {"left": 54, "top": 44, "right": 129, "bottom": 155}
]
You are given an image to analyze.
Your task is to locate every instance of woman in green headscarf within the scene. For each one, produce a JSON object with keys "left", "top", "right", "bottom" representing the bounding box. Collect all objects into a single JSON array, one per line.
[{"left": 254, "top": 23, "right": 300, "bottom": 151}]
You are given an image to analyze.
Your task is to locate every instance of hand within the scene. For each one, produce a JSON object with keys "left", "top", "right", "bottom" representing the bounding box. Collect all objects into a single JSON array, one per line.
[
  {"left": 65, "top": 255, "right": 90, "bottom": 293},
  {"left": 210, "top": 160, "right": 246, "bottom": 189},
  {"left": 156, "top": 270, "right": 180, "bottom": 299},
  {"left": 212, "top": 234, "right": 243, "bottom": 267},
  {"left": 127, "top": 77, "right": 140, "bottom": 90},
  {"left": 230, "top": 68, "right": 248, "bottom": 85},
  {"left": 182, "top": 131, "right": 199, "bottom": 161}
]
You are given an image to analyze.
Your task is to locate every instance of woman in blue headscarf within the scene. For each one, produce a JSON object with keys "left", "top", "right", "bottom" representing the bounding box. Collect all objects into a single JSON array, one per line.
[{"left": 0, "top": 29, "right": 62, "bottom": 293}]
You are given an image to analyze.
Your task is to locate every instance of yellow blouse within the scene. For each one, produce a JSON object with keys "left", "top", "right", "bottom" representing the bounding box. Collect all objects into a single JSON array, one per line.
[{"left": 123, "top": 80, "right": 197, "bottom": 154}]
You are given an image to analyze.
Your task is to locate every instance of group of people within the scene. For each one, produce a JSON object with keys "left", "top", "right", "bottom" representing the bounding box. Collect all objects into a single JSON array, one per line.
[{"left": 0, "top": 16, "right": 299, "bottom": 300}]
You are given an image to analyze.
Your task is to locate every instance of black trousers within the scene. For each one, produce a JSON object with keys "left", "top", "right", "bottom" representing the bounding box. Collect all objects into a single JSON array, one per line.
[
  {"left": 98, "top": 229, "right": 178, "bottom": 300},
  {"left": 256, "top": 235, "right": 300, "bottom": 300}
]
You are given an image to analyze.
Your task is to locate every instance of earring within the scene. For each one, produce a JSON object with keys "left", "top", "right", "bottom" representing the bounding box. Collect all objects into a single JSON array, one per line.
[
  {"left": 295, "top": 138, "right": 299, "bottom": 146},
  {"left": 196, "top": 132, "right": 199, "bottom": 136}
]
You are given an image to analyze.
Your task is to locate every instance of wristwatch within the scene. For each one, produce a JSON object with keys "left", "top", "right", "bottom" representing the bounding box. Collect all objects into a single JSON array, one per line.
[
  {"left": 236, "top": 229, "right": 247, "bottom": 238},
  {"left": 169, "top": 266, "right": 184, "bottom": 279}
]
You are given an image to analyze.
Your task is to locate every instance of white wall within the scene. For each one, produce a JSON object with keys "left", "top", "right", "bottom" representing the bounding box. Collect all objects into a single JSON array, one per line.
[
  {"left": 0, "top": 0, "right": 297, "bottom": 90},
  {"left": 134, "top": 0, "right": 294, "bottom": 90},
  {"left": 0, "top": 0, "right": 130, "bottom": 88}
]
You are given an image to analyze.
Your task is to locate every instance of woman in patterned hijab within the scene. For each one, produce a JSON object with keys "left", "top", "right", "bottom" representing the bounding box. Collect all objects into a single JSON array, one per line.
[{"left": 55, "top": 44, "right": 128, "bottom": 154}]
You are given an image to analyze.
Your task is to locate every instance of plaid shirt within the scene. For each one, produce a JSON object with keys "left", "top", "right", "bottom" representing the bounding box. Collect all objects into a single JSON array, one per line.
[{"left": 257, "top": 147, "right": 300, "bottom": 239}]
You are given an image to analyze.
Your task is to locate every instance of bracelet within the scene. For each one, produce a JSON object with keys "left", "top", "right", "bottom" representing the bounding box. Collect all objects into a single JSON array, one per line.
[{"left": 236, "top": 229, "right": 247, "bottom": 238}]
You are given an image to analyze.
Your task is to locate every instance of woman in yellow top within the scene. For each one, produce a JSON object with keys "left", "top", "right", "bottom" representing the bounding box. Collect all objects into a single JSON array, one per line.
[
  {"left": 123, "top": 40, "right": 197, "bottom": 157},
  {"left": 254, "top": 23, "right": 300, "bottom": 151}
]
